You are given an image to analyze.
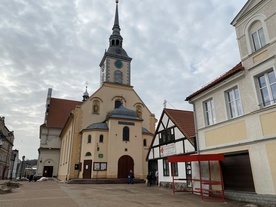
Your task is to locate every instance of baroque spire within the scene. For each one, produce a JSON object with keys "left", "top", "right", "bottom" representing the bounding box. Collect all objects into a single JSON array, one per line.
[{"left": 110, "top": 0, "right": 122, "bottom": 48}]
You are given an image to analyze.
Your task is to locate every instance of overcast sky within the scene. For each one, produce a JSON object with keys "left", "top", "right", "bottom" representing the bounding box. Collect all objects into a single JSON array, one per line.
[{"left": 0, "top": 0, "right": 247, "bottom": 160}]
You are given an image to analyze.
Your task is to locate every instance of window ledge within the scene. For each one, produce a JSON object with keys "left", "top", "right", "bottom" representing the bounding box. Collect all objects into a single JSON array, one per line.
[{"left": 248, "top": 43, "right": 270, "bottom": 58}]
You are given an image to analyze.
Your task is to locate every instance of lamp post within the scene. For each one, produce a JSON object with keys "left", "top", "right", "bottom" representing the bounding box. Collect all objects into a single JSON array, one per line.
[
  {"left": 9, "top": 151, "right": 17, "bottom": 180},
  {"left": 19, "top": 155, "right": 25, "bottom": 179},
  {"left": 0, "top": 137, "right": 6, "bottom": 179}
]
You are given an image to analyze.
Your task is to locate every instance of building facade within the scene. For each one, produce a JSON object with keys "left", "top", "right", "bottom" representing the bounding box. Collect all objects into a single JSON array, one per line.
[
  {"left": 0, "top": 117, "right": 15, "bottom": 180},
  {"left": 186, "top": 0, "right": 276, "bottom": 199},
  {"left": 37, "top": 88, "right": 82, "bottom": 178},
  {"left": 147, "top": 109, "right": 196, "bottom": 187},
  {"left": 57, "top": 2, "right": 156, "bottom": 181}
]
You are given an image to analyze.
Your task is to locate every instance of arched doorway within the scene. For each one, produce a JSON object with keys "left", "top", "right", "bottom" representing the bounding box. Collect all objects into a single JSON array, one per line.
[{"left": 117, "top": 155, "right": 134, "bottom": 178}]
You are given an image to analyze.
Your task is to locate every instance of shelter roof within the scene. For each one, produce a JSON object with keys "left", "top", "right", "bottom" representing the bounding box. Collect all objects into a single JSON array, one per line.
[{"left": 168, "top": 154, "right": 224, "bottom": 162}]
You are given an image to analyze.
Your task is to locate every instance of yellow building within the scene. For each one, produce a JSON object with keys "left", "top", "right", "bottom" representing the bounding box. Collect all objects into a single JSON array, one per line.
[
  {"left": 58, "top": 2, "right": 156, "bottom": 181},
  {"left": 186, "top": 0, "right": 276, "bottom": 204}
]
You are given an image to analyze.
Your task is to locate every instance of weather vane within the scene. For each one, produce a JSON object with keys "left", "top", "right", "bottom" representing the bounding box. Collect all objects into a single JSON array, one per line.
[{"left": 116, "top": 0, "right": 119, "bottom": 3}]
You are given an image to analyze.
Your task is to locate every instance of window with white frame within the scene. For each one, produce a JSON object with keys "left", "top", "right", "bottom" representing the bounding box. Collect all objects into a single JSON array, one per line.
[
  {"left": 226, "top": 87, "right": 243, "bottom": 118},
  {"left": 257, "top": 70, "right": 276, "bottom": 107},
  {"left": 204, "top": 98, "right": 215, "bottom": 126},
  {"left": 251, "top": 27, "right": 266, "bottom": 51},
  {"left": 249, "top": 20, "right": 266, "bottom": 52}
]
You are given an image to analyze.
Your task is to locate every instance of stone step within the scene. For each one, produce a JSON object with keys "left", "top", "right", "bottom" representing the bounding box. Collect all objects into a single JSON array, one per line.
[{"left": 67, "top": 178, "right": 145, "bottom": 184}]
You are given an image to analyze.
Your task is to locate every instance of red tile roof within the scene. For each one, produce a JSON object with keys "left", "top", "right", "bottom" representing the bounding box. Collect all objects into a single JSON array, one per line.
[
  {"left": 164, "top": 108, "right": 195, "bottom": 138},
  {"left": 47, "top": 98, "right": 82, "bottom": 128},
  {"left": 185, "top": 62, "right": 244, "bottom": 101}
]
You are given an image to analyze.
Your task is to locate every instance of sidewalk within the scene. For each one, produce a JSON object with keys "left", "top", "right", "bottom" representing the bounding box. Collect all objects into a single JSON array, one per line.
[
  {"left": 0, "top": 180, "right": 274, "bottom": 207},
  {"left": 0, "top": 180, "right": 77, "bottom": 207}
]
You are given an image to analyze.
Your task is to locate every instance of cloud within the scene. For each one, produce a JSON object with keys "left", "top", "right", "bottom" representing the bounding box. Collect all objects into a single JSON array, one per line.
[{"left": 0, "top": 0, "right": 247, "bottom": 159}]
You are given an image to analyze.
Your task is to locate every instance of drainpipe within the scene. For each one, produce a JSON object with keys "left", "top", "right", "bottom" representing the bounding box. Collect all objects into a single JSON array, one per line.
[
  {"left": 66, "top": 113, "right": 74, "bottom": 181},
  {"left": 192, "top": 103, "right": 200, "bottom": 155}
]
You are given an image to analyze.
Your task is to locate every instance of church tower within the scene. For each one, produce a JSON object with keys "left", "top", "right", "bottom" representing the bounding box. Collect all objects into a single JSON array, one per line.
[
  {"left": 57, "top": 0, "right": 157, "bottom": 181},
  {"left": 99, "top": 0, "right": 132, "bottom": 86}
]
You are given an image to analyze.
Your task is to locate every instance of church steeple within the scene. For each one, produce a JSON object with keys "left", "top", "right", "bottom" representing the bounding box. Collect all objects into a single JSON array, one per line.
[
  {"left": 107, "top": 0, "right": 128, "bottom": 57},
  {"left": 99, "top": 0, "right": 132, "bottom": 86},
  {"left": 109, "top": 0, "right": 122, "bottom": 47}
]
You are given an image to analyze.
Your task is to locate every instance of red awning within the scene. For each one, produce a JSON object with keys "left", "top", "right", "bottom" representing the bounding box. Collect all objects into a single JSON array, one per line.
[{"left": 168, "top": 154, "right": 224, "bottom": 163}]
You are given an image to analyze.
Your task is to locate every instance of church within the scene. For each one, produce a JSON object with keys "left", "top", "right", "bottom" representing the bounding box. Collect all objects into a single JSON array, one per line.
[{"left": 56, "top": 1, "right": 156, "bottom": 181}]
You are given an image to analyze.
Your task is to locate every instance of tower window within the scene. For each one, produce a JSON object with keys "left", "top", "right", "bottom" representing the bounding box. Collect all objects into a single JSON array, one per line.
[
  {"left": 114, "top": 70, "right": 123, "bottom": 83},
  {"left": 123, "top": 126, "right": 129, "bottom": 141},
  {"left": 99, "top": 135, "right": 104, "bottom": 143},
  {"left": 115, "top": 100, "right": 122, "bottom": 108},
  {"left": 116, "top": 39, "right": 119, "bottom": 45},
  {"left": 88, "top": 135, "right": 92, "bottom": 143},
  {"left": 143, "top": 139, "right": 147, "bottom": 147}
]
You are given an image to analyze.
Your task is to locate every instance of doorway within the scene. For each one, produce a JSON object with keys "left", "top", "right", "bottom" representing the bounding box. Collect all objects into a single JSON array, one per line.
[
  {"left": 222, "top": 152, "right": 255, "bottom": 192},
  {"left": 83, "top": 160, "right": 92, "bottom": 179},
  {"left": 117, "top": 155, "right": 134, "bottom": 178},
  {"left": 43, "top": 166, "right": 53, "bottom": 177}
]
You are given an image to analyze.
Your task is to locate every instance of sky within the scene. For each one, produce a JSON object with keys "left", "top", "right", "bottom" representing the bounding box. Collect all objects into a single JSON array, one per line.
[{"left": 0, "top": 0, "right": 248, "bottom": 160}]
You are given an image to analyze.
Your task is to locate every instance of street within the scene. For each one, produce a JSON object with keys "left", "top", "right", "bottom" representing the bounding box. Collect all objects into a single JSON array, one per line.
[{"left": 0, "top": 180, "right": 271, "bottom": 207}]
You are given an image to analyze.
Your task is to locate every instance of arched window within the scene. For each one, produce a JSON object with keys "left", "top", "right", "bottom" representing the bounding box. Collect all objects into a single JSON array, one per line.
[
  {"left": 249, "top": 20, "right": 266, "bottom": 51},
  {"left": 143, "top": 139, "right": 147, "bottom": 147},
  {"left": 115, "top": 100, "right": 122, "bottom": 108},
  {"left": 99, "top": 135, "right": 104, "bottom": 143},
  {"left": 244, "top": 15, "right": 269, "bottom": 54},
  {"left": 88, "top": 135, "right": 92, "bottom": 143},
  {"left": 114, "top": 70, "right": 123, "bottom": 83},
  {"left": 123, "top": 126, "right": 129, "bottom": 141},
  {"left": 85, "top": 152, "right": 92, "bottom": 156}
]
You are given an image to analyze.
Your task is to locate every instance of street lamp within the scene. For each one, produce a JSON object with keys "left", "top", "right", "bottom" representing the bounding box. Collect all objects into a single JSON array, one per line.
[
  {"left": 19, "top": 155, "right": 25, "bottom": 179},
  {"left": 9, "top": 151, "right": 17, "bottom": 180}
]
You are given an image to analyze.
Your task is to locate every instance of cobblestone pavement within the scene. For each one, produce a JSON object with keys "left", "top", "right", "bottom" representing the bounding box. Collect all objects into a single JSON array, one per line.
[{"left": 0, "top": 180, "right": 273, "bottom": 207}]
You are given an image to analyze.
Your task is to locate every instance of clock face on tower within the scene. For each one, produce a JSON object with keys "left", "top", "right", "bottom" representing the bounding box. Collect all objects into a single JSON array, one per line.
[{"left": 114, "top": 59, "right": 123, "bottom": 69}]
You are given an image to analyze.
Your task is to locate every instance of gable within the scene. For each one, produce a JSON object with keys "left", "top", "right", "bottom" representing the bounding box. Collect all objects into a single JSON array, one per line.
[
  {"left": 231, "top": 0, "right": 264, "bottom": 26},
  {"left": 147, "top": 108, "right": 196, "bottom": 160}
]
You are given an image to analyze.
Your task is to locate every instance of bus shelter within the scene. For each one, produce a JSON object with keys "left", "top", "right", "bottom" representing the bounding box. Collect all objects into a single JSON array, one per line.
[{"left": 168, "top": 154, "right": 225, "bottom": 202}]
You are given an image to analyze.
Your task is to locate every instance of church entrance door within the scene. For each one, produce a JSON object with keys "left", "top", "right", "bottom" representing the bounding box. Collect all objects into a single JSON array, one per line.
[
  {"left": 83, "top": 160, "right": 92, "bottom": 179},
  {"left": 117, "top": 155, "right": 134, "bottom": 178}
]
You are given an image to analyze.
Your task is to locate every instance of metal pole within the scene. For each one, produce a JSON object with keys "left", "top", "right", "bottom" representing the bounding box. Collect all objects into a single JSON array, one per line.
[
  {"left": 9, "top": 152, "right": 16, "bottom": 180},
  {"left": 19, "top": 155, "right": 25, "bottom": 179}
]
